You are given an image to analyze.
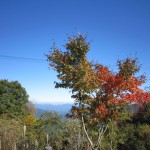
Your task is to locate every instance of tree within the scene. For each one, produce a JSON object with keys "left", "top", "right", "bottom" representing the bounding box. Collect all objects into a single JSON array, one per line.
[
  {"left": 38, "top": 111, "right": 65, "bottom": 150},
  {"left": 64, "top": 118, "right": 91, "bottom": 150},
  {"left": 46, "top": 34, "right": 150, "bottom": 150},
  {"left": 119, "top": 102, "right": 150, "bottom": 150},
  {"left": 0, "top": 79, "right": 29, "bottom": 117}
]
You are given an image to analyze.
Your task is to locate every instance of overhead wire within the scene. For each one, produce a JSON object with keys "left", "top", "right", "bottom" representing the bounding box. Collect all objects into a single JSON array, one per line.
[
  {"left": 0, "top": 55, "right": 150, "bottom": 75},
  {"left": 0, "top": 55, "right": 46, "bottom": 63}
]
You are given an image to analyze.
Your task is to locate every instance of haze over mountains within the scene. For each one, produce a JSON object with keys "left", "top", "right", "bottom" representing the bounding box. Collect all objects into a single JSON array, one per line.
[
  {"left": 35, "top": 103, "right": 73, "bottom": 117},
  {"left": 35, "top": 103, "right": 139, "bottom": 118}
]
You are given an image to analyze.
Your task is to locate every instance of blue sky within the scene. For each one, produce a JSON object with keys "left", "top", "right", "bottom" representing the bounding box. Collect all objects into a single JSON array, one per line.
[{"left": 0, "top": 0, "right": 150, "bottom": 104}]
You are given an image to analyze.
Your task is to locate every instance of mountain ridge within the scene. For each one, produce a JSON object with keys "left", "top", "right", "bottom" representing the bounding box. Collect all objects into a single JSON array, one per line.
[{"left": 35, "top": 103, "right": 73, "bottom": 117}]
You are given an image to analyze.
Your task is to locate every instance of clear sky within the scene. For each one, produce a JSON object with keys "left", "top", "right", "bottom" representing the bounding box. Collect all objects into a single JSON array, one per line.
[{"left": 0, "top": 0, "right": 150, "bottom": 104}]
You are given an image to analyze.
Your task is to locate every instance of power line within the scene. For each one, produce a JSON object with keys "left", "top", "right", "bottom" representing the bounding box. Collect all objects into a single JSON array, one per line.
[
  {"left": 0, "top": 55, "right": 46, "bottom": 63},
  {"left": 0, "top": 54, "right": 150, "bottom": 71}
]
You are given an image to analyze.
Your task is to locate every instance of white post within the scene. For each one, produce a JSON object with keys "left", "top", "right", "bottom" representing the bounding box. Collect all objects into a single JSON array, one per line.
[
  {"left": 14, "top": 143, "right": 17, "bottom": 150},
  {"left": 46, "top": 134, "right": 49, "bottom": 145},
  {"left": 23, "top": 124, "right": 26, "bottom": 150},
  {"left": 0, "top": 139, "right": 1, "bottom": 150},
  {"left": 35, "top": 139, "right": 38, "bottom": 149}
]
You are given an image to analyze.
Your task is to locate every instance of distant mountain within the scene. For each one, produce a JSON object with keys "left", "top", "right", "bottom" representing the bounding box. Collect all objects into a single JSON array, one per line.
[
  {"left": 35, "top": 103, "right": 140, "bottom": 118},
  {"left": 35, "top": 103, "right": 73, "bottom": 117}
]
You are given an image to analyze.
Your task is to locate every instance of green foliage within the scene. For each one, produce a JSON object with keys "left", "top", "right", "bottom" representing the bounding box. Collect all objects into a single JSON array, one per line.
[
  {"left": 37, "top": 111, "right": 65, "bottom": 149},
  {"left": 47, "top": 34, "right": 96, "bottom": 94},
  {"left": 117, "top": 57, "right": 140, "bottom": 79},
  {"left": 0, "top": 79, "right": 29, "bottom": 117},
  {"left": 118, "top": 103, "right": 150, "bottom": 150},
  {"left": 64, "top": 118, "right": 90, "bottom": 150}
]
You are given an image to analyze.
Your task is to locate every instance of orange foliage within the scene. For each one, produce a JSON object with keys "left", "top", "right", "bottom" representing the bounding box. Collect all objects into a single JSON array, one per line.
[
  {"left": 94, "top": 63, "right": 150, "bottom": 120},
  {"left": 25, "top": 115, "right": 36, "bottom": 126}
]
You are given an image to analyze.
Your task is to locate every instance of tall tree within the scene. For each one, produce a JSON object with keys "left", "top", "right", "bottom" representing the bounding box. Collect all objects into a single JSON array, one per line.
[
  {"left": 47, "top": 34, "right": 150, "bottom": 149},
  {"left": 0, "top": 79, "right": 29, "bottom": 117}
]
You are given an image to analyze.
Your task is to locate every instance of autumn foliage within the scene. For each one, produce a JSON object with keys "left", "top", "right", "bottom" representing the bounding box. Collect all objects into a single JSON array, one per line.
[
  {"left": 47, "top": 34, "right": 150, "bottom": 150},
  {"left": 92, "top": 61, "right": 150, "bottom": 122},
  {"left": 47, "top": 34, "right": 150, "bottom": 126}
]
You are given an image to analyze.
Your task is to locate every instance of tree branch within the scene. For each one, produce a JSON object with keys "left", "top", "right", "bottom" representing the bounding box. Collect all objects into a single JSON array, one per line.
[{"left": 81, "top": 115, "right": 94, "bottom": 149}]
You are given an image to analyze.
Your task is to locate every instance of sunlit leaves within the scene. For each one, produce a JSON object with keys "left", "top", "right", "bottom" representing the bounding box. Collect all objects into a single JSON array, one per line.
[
  {"left": 47, "top": 34, "right": 96, "bottom": 93},
  {"left": 47, "top": 34, "right": 150, "bottom": 125},
  {"left": 117, "top": 58, "right": 140, "bottom": 79}
]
